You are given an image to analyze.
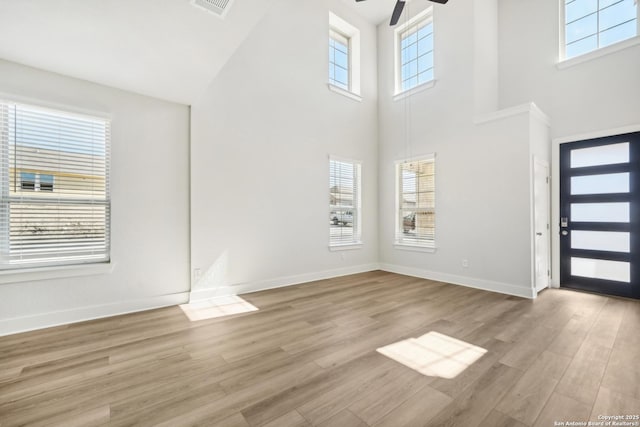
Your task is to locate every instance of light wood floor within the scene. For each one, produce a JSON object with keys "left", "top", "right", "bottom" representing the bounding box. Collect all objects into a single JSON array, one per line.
[{"left": 1, "top": 271, "right": 639, "bottom": 427}]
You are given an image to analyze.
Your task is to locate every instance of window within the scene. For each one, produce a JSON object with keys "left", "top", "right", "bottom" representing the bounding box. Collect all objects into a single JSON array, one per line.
[
  {"left": 329, "top": 29, "right": 350, "bottom": 90},
  {"left": 0, "top": 100, "right": 110, "bottom": 269},
  {"left": 329, "top": 157, "right": 361, "bottom": 247},
  {"left": 396, "top": 155, "right": 435, "bottom": 249},
  {"left": 20, "top": 172, "right": 35, "bottom": 191},
  {"left": 563, "top": 0, "right": 638, "bottom": 59},
  {"left": 329, "top": 12, "right": 361, "bottom": 98},
  {"left": 396, "top": 8, "right": 434, "bottom": 94},
  {"left": 19, "top": 172, "right": 54, "bottom": 192}
]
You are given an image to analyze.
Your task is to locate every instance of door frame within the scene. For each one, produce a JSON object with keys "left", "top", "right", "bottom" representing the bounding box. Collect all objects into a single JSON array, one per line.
[
  {"left": 532, "top": 156, "right": 550, "bottom": 294},
  {"left": 551, "top": 124, "right": 640, "bottom": 290}
]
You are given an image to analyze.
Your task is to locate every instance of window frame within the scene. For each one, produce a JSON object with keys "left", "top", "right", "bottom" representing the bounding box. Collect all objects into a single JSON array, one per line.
[
  {"left": 394, "top": 154, "right": 436, "bottom": 252},
  {"left": 0, "top": 99, "right": 111, "bottom": 271},
  {"left": 328, "top": 12, "right": 362, "bottom": 100},
  {"left": 394, "top": 7, "right": 435, "bottom": 96},
  {"left": 329, "top": 155, "right": 363, "bottom": 250},
  {"left": 559, "top": 0, "right": 639, "bottom": 62}
]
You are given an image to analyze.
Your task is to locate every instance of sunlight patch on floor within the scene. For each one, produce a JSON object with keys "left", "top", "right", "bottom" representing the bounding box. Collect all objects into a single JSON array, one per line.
[
  {"left": 376, "top": 331, "right": 487, "bottom": 379},
  {"left": 180, "top": 295, "right": 258, "bottom": 321}
]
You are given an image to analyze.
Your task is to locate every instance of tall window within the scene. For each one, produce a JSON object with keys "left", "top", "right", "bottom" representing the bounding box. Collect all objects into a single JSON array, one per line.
[
  {"left": 563, "top": 0, "right": 638, "bottom": 59},
  {"left": 396, "top": 155, "right": 435, "bottom": 249},
  {"left": 396, "top": 8, "right": 434, "bottom": 94},
  {"left": 329, "top": 157, "right": 361, "bottom": 247},
  {"left": 329, "top": 29, "right": 350, "bottom": 90},
  {"left": 0, "top": 100, "right": 111, "bottom": 269},
  {"left": 329, "top": 12, "right": 361, "bottom": 97}
]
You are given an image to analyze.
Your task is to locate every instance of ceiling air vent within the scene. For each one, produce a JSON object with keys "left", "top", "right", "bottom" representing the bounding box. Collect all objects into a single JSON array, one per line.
[{"left": 191, "top": 0, "right": 236, "bottom": 18}]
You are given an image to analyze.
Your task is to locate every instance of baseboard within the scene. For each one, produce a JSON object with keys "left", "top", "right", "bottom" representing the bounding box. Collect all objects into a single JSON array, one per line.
[
  {"left": 379, "top": 263, "right": 536, "bottom": 299},
  {"left": 0, "top": 292, "right": 190, "bottom": 337},
  {"left": 189, "top": 263, "right": 381, "bottom": 302}
]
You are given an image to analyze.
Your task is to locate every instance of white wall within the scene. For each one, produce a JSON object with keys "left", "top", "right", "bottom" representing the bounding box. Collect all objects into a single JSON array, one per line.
[
  {"left": 498, "top": 0, "right": 640, "bottom": 139},
  {"left": 190, "top": 0, "right": 379, "bottom": 298},
  {"left": 0, "top": 60, "right": 190, "bottom": 335},
  {"left": 377, "top": 1, "right": 544, "bottom": 298},
  {"left": 499, "top": 0, "right": 640, "bottom": 284}
]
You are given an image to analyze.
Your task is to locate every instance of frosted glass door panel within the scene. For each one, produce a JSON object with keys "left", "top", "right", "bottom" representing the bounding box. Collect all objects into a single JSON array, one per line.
[
  {"left": 570, "top": 142, "right": 629, "bottom": 168},
  {"left": 571, "top": 231, "right": 630, "bottom": 252},
  {"left": 571, "top": 257, "right": 630, "bottom": 282},
  {"left": 571, "top": 173, "right": 629, "bottom": 195},
  {"left": 571, "top": 203, "right": 629, "bottom": 222}
]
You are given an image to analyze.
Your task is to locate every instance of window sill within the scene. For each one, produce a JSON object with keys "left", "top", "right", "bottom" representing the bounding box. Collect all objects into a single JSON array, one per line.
[
  {"left": 393, "top": 80, "right": 436, "bottom": 102},
  {"left": 0, "top": 262, "right": 113, "bottom": 285},
  {"left": 327, "top": 84, "right": 362, "bottom": 102},
  {"left": 557, "top": 36, "right": 640, "bottom": 70},
  {"left": 329, "top": 243, "right": 363, "bottom": 251},
  {"left": 394, "top": 243, "right": 437, "bottom": 253}
]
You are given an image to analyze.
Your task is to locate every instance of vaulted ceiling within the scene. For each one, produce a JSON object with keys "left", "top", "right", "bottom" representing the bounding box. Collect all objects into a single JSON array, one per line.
[{"left": 0, "top": 0, "right": 397, "bottom": 105}]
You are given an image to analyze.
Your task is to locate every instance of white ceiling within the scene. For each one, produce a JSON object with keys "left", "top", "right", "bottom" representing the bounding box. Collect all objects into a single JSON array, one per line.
[
  {"left": 0, "top": 0, "right": 276, "bottom": 105},
  {"left": 340, "top": 0, "right": 397, "bottom": 25},
  {"left": 0, "top": 0, "right": 425, "bottom": 105}
]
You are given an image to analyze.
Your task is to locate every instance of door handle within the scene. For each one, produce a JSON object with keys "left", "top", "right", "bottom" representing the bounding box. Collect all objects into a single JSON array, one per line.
[{"left": 536, "top": 232, "right": 542, "bottom": 236}]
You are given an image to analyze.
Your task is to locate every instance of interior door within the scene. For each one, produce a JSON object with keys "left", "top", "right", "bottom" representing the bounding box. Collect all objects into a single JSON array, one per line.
[
  {"left": 534, "top": 158, "right": 550, "bottom": 293},
  {"left": 559, "top": 131, "right": 640, "bottom": 299}
]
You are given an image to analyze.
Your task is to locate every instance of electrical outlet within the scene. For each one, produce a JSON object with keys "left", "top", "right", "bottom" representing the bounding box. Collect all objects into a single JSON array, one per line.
[
  {"left": 193, "top": 268, "right": 202, "bottom": 280},
  {"left": 462, "top": 259, "right": 469, "bottom": 268}
]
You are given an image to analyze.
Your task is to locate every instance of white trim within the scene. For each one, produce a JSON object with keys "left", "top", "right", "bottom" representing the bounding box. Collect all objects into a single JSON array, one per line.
[
  {"left": 394, "top": 243, "right": 436, "bottom": 253},
  {"left": 473, "top": 102, "right": 551, "bottom": 126},
  {"left": 328, "top": 84, "right": 362, "bottom": 102},
  {"left": 329, "top": 243, "right": 363, "bottom": 251},
  {"left": 394, "top": 152, "right": 435, "bottom": 164},
  {"left": 0, "top": 262, "right": 114, "bottom": 285},
  {"left": 558, "top": 36, "right": 640, "bottom": 71},
  {"left": 553, "top": 124, "right": 640, "bottom": 145},
  {"left": 189, "top": 263, "right": 380, "bottom": 302},
  {"left": 379, "top": 263, "right": 536, "bottom": 299},
  {"left": 393, "top": 80, "right": 436, "bottom": 101},
  {"left": 0, "top": 291, "right": 190, "bottom": 337}
]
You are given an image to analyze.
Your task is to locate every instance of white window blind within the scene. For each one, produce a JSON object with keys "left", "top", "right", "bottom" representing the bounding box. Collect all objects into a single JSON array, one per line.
[
  {"left": 0, "top": 100, "right": 110, "bottom": 269},
  {"left": 396, "top": 156, "right": 435, "bottom": 248},
  {"left": 329, "top": 157, "right": 361, "bottom": 246}
]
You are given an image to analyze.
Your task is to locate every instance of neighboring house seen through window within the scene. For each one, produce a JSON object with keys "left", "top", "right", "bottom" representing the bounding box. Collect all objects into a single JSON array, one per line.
[
  {"left": 329, "top": 157, "right": 362, "bottom": 248},
  {"left": 0, "top": 100, "right": 111, "bottom": 269},
  {"left": 396, "top": 155, "right": 435, "bottom": 249}
]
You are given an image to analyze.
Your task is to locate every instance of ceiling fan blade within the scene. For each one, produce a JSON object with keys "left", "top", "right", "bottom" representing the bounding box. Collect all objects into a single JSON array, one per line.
[
  {"left": 389, "top": 0, "right": 405, "bottom": 26},
  {"left": 429, "top": 0, "right": 449, "bottom": 3}
]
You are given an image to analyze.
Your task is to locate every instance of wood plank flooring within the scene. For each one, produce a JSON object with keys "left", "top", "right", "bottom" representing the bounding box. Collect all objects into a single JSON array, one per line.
[{"left": 1, "top": 271, "right": 639, "bottom": 426}]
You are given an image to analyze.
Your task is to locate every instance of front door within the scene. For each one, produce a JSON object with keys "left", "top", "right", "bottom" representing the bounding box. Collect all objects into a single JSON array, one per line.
[{"left": 559, "top": 131, "right": 640, "bottom": 299}]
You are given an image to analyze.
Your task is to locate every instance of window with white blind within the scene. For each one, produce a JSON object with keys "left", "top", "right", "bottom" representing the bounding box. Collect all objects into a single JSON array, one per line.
[
  {"left": 396, "top": 8, "right": 434, "bottom": 94},
  {"left": 0, "top": 100, "right": 110, "bottom": 269},
  {"left": 329, "top": 157, "right": 362, "bottom": 248},
  {"left": 563, "top": 0, "right": 638, "bottom": 60},
  {"left": 396, "top": 155, "right": 435, "bottom": 249}
]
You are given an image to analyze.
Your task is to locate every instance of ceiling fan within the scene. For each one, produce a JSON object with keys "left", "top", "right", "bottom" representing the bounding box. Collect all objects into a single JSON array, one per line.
[{"left": 356, "top": 0, "right": 449, "bottom": 26}]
